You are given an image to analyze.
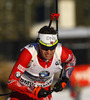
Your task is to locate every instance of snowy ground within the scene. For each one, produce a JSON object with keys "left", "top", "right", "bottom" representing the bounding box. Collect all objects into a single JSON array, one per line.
[
  {"left": 52, "top": 89, "right": 73, "bottom": 100},
  {"left": 52, "top": 87, "right": 90, "bottom": 100}
]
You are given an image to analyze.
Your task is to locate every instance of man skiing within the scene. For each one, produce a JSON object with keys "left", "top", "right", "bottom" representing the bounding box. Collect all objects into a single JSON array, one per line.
[{"left": 7, "top": 26, "right": 76, "bottom": 100}]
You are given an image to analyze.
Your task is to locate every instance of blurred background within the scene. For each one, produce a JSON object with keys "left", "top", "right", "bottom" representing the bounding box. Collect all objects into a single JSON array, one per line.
[{"left": 0, "top": 0, "right": 90, "bottom": 100}]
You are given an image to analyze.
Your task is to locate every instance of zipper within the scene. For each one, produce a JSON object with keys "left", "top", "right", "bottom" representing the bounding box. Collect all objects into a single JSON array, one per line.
[{"left": 45, "top": 60, "right": 48, "bottom": 68}]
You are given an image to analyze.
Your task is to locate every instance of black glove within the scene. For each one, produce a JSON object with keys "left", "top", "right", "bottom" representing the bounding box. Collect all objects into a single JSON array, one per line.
[
  {"left": 33, "top": 86, "right": 50, "bottom": 98},
  {"left": 53, "top": 77, "right": 69, "bottom": 92}
]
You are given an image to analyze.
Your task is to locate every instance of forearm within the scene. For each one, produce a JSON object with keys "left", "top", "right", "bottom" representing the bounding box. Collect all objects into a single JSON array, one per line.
[
  {"left": 63, "top": 54, "right": 76, "bottom": 78},
  {"left": 7, "top": 79, "right": 38, "bottom": 99},
  {"left": 7, "top": 79, "right": 32, "bottom": 93}
]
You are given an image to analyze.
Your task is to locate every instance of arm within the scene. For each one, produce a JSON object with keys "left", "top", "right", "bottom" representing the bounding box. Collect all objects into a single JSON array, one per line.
[
  {"left": 61, "top": 46, "right": 76, "bottom": 78},
  {"left": 7, "top": 48, "right": 34, "bottom": 97},
  {"left": 53, "top": 46, "right": 76, "bottom": 92}
]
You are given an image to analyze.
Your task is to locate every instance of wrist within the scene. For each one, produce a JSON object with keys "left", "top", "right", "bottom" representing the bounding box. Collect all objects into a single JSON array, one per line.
[
  {"left": 33, "top": 86, "right": 41, "bottom": 97},
  {"left": 61, "top": 77, "right": 69, "bottom": 83},
  {"left": 60, "top": 77, "right": 69, "bottom": 89}
]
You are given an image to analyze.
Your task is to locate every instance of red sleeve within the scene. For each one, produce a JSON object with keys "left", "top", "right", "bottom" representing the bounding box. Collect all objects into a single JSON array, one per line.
[
  {"left": 61, "top": 46, "right": 73, "bottom": 63},
  {"left": 61, "top": 46, "right": 76, "bottom": 78},
  {"left": 7, "top": 48, "right": 35, "bottom": 97},
  {"left": 8, "top": 48, "right": 32, "bottom": 81}
]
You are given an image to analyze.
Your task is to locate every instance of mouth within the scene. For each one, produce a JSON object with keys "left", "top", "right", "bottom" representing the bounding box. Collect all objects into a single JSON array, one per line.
[{"left": 45, "top": 54, "right": 52, "bottom": 58}]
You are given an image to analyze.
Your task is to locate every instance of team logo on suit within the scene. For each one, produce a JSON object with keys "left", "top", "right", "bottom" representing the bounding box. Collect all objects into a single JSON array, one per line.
[
  {"left": 15, "top": 71, "right": 21, "bottom": 78},
  {"left": 39, "top": 71, "right": 50, "bottom": 77}
]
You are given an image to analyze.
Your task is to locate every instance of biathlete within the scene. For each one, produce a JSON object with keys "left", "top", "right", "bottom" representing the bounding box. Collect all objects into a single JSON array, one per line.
[{"left": 7, "top": 26, "right": 76, "bottom": 100}]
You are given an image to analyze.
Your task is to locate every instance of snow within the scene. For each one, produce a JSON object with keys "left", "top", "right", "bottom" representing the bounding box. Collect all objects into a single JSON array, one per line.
[{"left": 52, "top": 87, "right": 90, "bottom": 100}]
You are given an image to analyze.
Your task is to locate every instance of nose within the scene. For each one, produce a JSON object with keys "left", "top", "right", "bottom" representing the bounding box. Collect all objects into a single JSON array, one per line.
[{"left": 46, "top": 49, "right": 51, "bottom": 54}]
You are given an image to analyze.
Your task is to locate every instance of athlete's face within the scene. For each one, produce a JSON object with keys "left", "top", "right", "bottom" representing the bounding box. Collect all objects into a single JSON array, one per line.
[{"left": 38, "top": 44, "right": 56, "bottom": 60}]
